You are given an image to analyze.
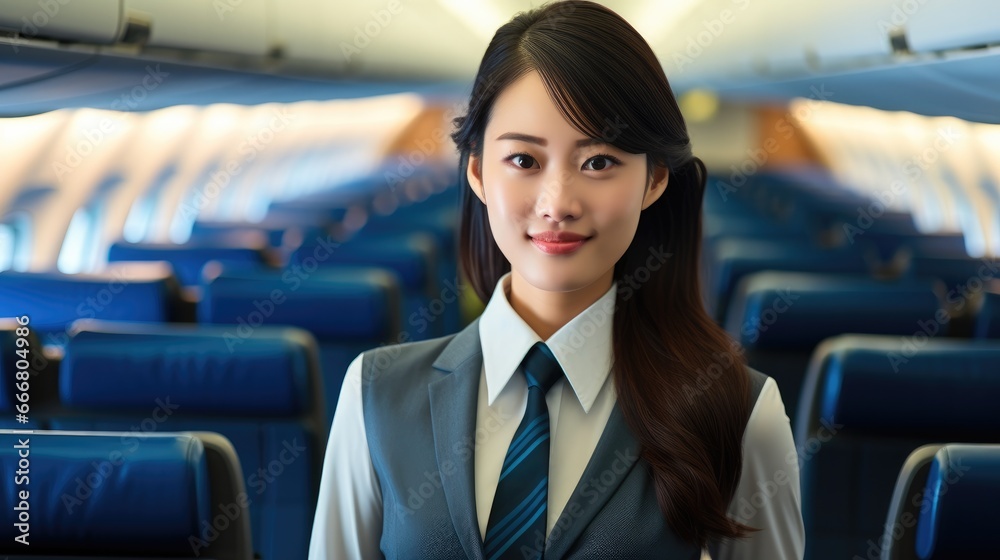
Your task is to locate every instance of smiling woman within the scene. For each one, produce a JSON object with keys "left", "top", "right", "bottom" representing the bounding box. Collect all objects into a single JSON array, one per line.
[
  {"left": 463, "top": 69, "right": 667, "bottom": 311},
  {"left": 309, "top": 1, "right": 803, "bottom": 559}
]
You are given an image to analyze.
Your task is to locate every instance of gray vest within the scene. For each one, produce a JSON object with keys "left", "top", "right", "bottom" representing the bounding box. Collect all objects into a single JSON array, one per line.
[{"left": 361, "top": 317, "right": 768, "bottom": 559}]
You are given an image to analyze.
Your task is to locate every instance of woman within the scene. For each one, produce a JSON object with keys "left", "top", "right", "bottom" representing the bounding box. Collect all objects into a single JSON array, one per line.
[{"left": 310, "top": 1, "right": 804, "bottom": 558}]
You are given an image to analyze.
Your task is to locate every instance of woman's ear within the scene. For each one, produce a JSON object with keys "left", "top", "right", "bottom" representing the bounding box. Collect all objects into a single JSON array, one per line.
[
  {"left": 641, "top": 164, "right": 669, "bottom": 210},
  {"left": 467, "top": 153, "right": 487, "bottom": 205}
]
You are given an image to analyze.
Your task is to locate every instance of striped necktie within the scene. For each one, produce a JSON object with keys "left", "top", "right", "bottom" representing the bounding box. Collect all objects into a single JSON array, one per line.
[{"left": 484, "top": 341, "right": 564, "bottom": 560}]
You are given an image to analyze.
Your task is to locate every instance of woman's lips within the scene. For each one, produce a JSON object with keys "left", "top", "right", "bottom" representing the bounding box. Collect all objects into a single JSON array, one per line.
[{"left": 529, "top": 235, "right": 590, "bottom": 255}]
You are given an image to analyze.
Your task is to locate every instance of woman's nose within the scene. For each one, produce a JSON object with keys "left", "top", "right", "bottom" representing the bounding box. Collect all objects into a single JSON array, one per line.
[{"left": 533, "top": 168, "right": 582, "bottom": 222}]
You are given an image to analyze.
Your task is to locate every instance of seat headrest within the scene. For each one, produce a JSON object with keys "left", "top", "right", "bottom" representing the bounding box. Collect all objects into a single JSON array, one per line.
[
  {"left": 726, "top": 272, "right": 943, "bottom": 349},
  {"left": 710, "top": 242, "right": 870, "bottom": 321},
  {"left": 909, "top": 255, "right": 1000, "bottom": 293},
  {"left": 200, "top": 266, "right": 398, "bottom": 341},
  {"left": 290, "top": 233, "right": 432, "bottom": 292},
  {"left": 916, "top": 444, "right": 1000, "bottom": 559},
  {"left": 975, "top": 290, "right": 1000, "bottom": 339},
  {"left": 0, "top": 430, "right": 209, "bottom": 555},
  {"left": 808, "top": 335, "right": 1000, "bottom": 436},
  {"left": 62, "top": 321, "right": 317, "bottom": 416},
  {"left": 0, "top": 264, "right": 179, "bottom": 342},
  {"left": 108, "top": 238, "right": 269, "bottom": 286}
]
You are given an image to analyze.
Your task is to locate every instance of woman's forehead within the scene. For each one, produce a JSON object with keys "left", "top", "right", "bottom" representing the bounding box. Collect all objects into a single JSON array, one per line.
[{"left": 486, "top": 71, "right": 598, "bottom": 145}]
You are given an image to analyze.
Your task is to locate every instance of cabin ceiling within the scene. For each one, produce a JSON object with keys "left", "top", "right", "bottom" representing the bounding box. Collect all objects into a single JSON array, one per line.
[{"left": 0, "top": 0, "right": 997, "bottom": 121}]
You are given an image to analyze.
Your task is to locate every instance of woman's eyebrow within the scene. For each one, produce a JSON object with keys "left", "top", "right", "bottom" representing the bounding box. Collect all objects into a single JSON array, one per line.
[{"left": 495, "top": 132, "right": 607, "bottom": 149}]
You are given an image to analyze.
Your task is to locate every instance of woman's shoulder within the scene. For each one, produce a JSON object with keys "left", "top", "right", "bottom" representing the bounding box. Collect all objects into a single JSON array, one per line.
[
  {"left": 743, "top": 367, "right": 793, "bottom": 442},
  {"left": 355, "top": 330, "right": 468, "bottom": 386},
  {"left": 746, "top": 366, "right": 771, "bottom": 407}
]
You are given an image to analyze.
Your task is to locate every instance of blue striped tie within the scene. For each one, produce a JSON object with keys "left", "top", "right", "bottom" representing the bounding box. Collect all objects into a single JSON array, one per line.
[{"left": 484, "top": 341, "right": 564, "bottom": 560}]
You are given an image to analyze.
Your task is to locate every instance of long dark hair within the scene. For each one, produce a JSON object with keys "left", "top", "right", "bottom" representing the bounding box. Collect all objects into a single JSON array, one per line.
[{"left": 450, "top": 0, "right": 753, "bottom": 548}]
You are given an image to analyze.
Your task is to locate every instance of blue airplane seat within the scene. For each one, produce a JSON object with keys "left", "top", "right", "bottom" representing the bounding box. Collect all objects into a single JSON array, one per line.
[
  {"left": 190, "top": 219, "right": 306, "bottom": 248},
  {"left": 199, "top": 265, "right": 400, "bottom": 431},
  {"left": 262, "top": 165, "right": 440, "bottom": 225},
  {"left": 108, "top": 233, "right": 274, "bottom": 287},
  {"left": 795, "top": 336, "right": 1000, "bottom": 560},
  {"left": 905, "top": 254, "right": 999, "bottom": 295},
  {"left": 0, "top": 263, "right": 182, "bottom": 348},
  {"left": 52, "top": 321, "right": 321, "bottom": 560},
  {"left": 703, "top": 178, "right": 759, "bottom": 217},
  {"left": 702, "top": 216, "right": 800, "bottom": 245},
  {"left": 290, "top": 231, "right": 443, "bottom": 339},
  {"left": 708, "top": 239, "right": 872, "bottom": 322},
  {"left": 359, "top": 206, "right": 463, "bottom": 333},
  {"left": 190, "top": 220, "right": 329, "bottom": 261},
  {"left": 882, "top": 443, "right": 1000, "bottom": 560},
  {"left": 975, "top": 289, "right": 1000, "bottom": 338},
  {"left": 732, "top": 168, "right": 871, "bottom": 228},
  {"left": 855, "top": 232, "right": 968, "bottom": 263},
  {"left": 0, "top": 430, "right": 252, "bottom": 559},
  {"left": 726, "top": 272, "right": 944, "bottom": 424},
  {"left": 703, "top": 177, "right": 794, "bottom": 237}
]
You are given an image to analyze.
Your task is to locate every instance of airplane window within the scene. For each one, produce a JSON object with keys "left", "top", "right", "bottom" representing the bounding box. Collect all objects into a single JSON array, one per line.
[
  {"left": 3, "top": 213, "right": 33, "bottom": 272},
  {"left": 0, "top": 223, "right": 13, "bottom": 272},
  {"left": 122, "top": 196, "right": 152, "bottom": 243},
  {"left": 56, "top": 207, "right": 94, "bottom": 274},
  {"left": 123, "top": 165, "right": 176, "bottom": 243}
]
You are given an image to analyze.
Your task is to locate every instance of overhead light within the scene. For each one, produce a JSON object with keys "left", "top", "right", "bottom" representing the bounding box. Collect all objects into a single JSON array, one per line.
[
  {"left": 435, "top": 0, "right": 509, "bottom": 43},
  {"left": 678, "top": 89, "right": 719, "bottom": 123}
]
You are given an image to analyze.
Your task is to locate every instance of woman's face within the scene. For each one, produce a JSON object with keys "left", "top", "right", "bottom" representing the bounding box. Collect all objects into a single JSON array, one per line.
[{"left": 467, "top": 70, "right": 668, "bottom": 295}]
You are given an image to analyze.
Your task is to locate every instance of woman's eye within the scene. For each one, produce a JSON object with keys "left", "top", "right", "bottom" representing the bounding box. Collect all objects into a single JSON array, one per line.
[
  {"left": 583, "top": 156, "right": 618, "bottom": 171},
  {"left": 509, "top": 154, "right": 537, "bottom": 169}
]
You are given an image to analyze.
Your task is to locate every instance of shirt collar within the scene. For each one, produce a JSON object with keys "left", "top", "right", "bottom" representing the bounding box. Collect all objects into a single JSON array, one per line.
[{"left": 478, "top": 272, "right": 617, "bottom": 413}]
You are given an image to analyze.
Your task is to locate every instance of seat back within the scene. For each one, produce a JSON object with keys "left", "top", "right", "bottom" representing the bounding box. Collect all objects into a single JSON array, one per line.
[
  {"left": 108, "top": 235, "right": 272, "bottom": 287},
  {"left": 53, "top": 321, "right": 322, "bottom": 560},
  {"left": 975, "top": 289, "right": 1000, "bottom": 339},
  {"left": 882, "top": 444, "right": 942, "bottom": 560},
  {"left": 0, "top": 430, "right": 250, "bottom": 559},
  {"left": 883, "top": 443, "right": 1000, "bottom": 560},
  {"left": 289, "top": 231, "right": 442, "bottom": 339},
  {"left": 726, "top": 272, "right": 944, "bottom": 422},
  {"left": 796, "top": 336, "right": 1000, "bottom": 560},
  {"left": 907, "top": 254, "right": 1000, "bottom": 294},
  {"left": 709, "top": 240, "right": 871, "bottom": 322},
  {"left": 200, "top": 265, "right": 400, "bottom": 429},
  {"left": 0, "top": 263, "right": 182, "bottom": 346}
]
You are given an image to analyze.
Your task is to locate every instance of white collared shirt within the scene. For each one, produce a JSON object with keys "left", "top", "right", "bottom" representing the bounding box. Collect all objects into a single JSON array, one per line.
[{"left": 309, "top": 272, "right": 805, "bottom": 559}]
